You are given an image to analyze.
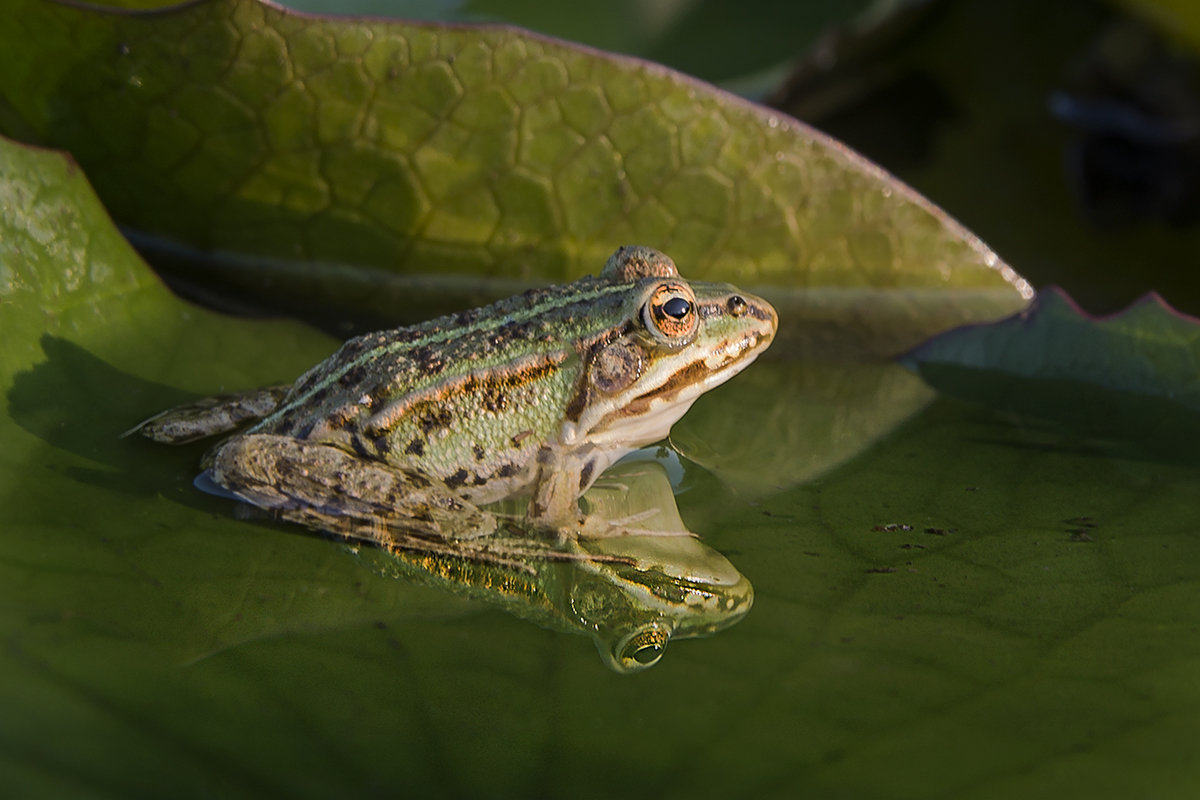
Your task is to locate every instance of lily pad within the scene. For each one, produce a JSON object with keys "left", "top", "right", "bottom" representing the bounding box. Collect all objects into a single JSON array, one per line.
[
  {"left": 672, "top": 359, "right": 934, "bottom": 494},
  {"left": 4, "top": 131, "right": 1200, "bottom": 798},
  {"left": 1, "top": 0, "right": 1026, "bottom": 340},
  {"left": 900, "top": 287, "right": 1200, "bottom": 450}
]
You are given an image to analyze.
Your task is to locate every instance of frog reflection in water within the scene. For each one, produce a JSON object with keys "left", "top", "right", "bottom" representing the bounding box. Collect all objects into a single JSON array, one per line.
[
  {"left": 378, "top": 460, "right": 755, "bottom": 672},
  {"left": 132, "top": 246, "right": 778, "bottom": 545}
]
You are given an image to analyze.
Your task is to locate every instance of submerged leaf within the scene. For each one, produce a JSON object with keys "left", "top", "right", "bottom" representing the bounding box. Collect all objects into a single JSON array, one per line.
[
  {"left": 673, "top": 360, "right": 934, "bottom": 493},
  {"left": 900, "top": 287, "right": 1200, "bottom": 447}
]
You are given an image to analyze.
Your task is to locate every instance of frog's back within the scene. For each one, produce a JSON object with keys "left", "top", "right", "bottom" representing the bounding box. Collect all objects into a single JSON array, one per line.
[{"left": 248, "top": 275, "right": 633, "bottom": 498}]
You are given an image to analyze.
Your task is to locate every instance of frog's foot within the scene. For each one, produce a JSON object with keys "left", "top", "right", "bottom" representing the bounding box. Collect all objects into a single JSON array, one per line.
[
  {"left": 524, "top": 444, "right": 604, "bottom": 532},
  {"left": 207, "top": 434, "right": 497, "bottom": 542},
  {"left": 126, "top": 386, "right": 291, "bottom": 444}
]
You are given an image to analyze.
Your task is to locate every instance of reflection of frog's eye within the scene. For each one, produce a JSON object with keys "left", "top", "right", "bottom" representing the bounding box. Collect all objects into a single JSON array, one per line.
[
  {"left": 612, "top": 626, "right": 670, "bottom": 672},
  {"left": 624, "top": 640, "right": 664, "bottom": 668},
  {"left": 644, "top": 283, "right": 698, "bottom": 342}
]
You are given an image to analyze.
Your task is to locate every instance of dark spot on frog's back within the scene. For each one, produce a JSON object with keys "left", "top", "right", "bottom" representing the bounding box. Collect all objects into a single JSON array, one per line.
[
  {"left": 349, "top": 436, "right": 372, "bottom": 458},
  {"left": 292, "top": 385, "right": 333, "bottom": 415},
  {"left": 488, "top": 319, "right": 527, "bottom": 347},
  {"left": 281, "top": 417, "right": 316, "bottom": 439},
  {"left": 370, "top": 433, "right": 391, "bottom": 456},
  {"left": 452, "top": 308, "right": 484, "bottom": 328},
  {"left": 443, "top": 468, "right": 469, "bottom": 489},
  {"left": 482, "top": 387, "right": 508, "bottom": 413},
  {"left": 405, "top": 437, "right": 426, "bottom": 456},
  {"left": 472, "top": 444, "right": 485, "bottom": 461},
  {"left": 408, "top": 345, "right": 446, "bottom": 375},
  {"left": 496, "top": 462, "right": 519, "bottom": 478},
  {"left": 417, "top": 405, "right": 454, "bottom": 434},
  {"left": 475, "top": 373, "right": 514, "bottom": 413},
  {"left": 321, "top": 404, "right": 357, "bottom": 432},
  {"left": 333, "top": 364, "right": 359, "bottom": 387}
]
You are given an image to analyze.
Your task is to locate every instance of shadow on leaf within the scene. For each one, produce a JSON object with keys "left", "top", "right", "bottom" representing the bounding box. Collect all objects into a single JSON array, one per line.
[{"left": 6, "top": 334, "right": 216, "bottom": 503}]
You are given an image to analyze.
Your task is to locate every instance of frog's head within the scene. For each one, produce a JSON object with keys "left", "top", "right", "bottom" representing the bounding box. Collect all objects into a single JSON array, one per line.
[
  {"left": 568, "top": 529, "right": 756, "bottom": 674},
  {"left": 567, "top": 246, "right": 778, "bottom": 453}
]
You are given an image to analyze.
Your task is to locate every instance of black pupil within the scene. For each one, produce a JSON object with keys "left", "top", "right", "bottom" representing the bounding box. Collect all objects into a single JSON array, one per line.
[{"left": 662, "top": 297, "right": 691, "bottom": 319}]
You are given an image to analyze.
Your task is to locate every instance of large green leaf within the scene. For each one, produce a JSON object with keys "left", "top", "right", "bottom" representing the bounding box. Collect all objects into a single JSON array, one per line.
[
  {"left": 4, "top": 133, "right": 1199, "bottom": 796},
  {"left": 0, "top": 0, "right": 1026, "bottom": 339}
]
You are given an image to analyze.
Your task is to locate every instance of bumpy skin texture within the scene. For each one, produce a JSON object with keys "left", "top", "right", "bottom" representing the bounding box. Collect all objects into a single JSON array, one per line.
[{"left": 134, "top": 247, "right": 777, "bottom": 541}]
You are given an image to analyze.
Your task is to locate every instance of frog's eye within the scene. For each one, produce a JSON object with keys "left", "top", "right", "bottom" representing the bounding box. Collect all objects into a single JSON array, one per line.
[{"left": 643, "top": 283, "right": 698, "bottom": 343}]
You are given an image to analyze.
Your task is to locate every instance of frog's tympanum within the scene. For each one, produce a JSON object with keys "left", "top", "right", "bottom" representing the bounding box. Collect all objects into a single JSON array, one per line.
[{"left": 132, "top": 246, "right": 777, "bottom": 545}]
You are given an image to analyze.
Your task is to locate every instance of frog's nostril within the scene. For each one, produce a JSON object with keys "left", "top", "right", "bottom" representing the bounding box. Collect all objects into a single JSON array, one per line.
[{"left": 727, "top": 296, "right": 747, "bottom": 317}]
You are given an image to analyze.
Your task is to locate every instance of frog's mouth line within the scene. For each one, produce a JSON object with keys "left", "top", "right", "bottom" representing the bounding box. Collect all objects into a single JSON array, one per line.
[
  {"left": 585, "top": 328, "right": 772, "bottom": 445},
  {"left": 641, "top": 328, "right": 771, "bottom": 406},
  {"left": 701, "top": 329, "right": 772, "bottom": 374}
]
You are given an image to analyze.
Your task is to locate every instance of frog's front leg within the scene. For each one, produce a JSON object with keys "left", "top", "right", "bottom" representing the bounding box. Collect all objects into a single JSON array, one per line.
[
  {"left": 527, "top": 444, "right": 604, "bottom": 530},
  {"left": 206, "top": 434, "right": 497, "bottom": 542},
  {"left": 528, "top": 446, "right": 696, "bottom": 539},
  {"left": 127, "top": 386, "right": 291, "bottom": 444}
]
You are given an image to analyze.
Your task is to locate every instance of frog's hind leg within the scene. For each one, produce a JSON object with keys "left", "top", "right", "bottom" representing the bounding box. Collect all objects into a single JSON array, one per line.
[
  {"left": 126, "top": 386, "right": 291, "bottom": 444},
  {"left": 206, "top": 433, "right": 498, "bottom": 543}
]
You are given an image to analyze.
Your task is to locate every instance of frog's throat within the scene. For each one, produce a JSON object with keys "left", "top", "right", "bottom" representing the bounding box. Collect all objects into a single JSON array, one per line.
[{"left": 564, "top": 326, "right": 769, "bottom": 451}]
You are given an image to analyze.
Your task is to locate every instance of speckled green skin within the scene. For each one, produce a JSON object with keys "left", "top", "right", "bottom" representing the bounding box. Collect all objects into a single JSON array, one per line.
[
  {"left": 133, "top": 246, "right": 777, "bottom": 540},
  {"left": 257, "top": 271, "right": 637, "bottom": 499}
]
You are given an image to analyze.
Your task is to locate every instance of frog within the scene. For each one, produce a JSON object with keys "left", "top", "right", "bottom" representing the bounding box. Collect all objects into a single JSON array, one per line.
[{"left": 130, "top": 245, "right": 778, "bottom": 543}]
